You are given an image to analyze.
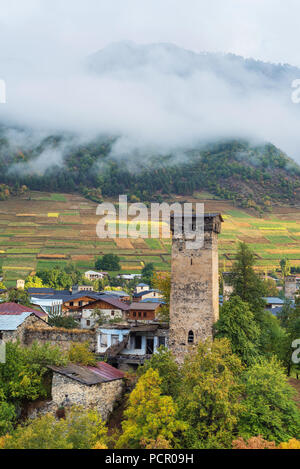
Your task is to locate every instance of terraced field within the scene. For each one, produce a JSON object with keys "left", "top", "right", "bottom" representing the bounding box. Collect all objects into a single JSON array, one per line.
[{"left": 0, "top": 192, "right": 299, "bottom": 287}]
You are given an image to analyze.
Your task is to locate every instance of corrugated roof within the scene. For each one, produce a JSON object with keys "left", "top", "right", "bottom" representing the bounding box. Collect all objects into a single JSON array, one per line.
[
  {"left": 0, "top": 302, "right": 47, "bottom": 318},
  {"left": 79, "top": 295, "right": 130, "bottom": 311},
  {"left": 130, "top": 302, "right": 160, "bottom": 311},
  {"left": 263, "top": 297, "right": 284, "bottom": 304},
  {"left": 0, "top": 312, "right": 34, "bottom": 330},
  {"left": 48, "top": 361, "right": 124, "bottom": 385}
]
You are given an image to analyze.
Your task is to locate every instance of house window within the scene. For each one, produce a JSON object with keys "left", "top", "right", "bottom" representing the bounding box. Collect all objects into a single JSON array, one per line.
[
  {"left": 143, "top": 312, "right": 147, "bottom": 318},
  {"left": 69, "top": 301, "right": 74, "bottom": 307},
  {"left": 188, "top": 330, "right": 194, "bottom": 344},
  {"left": 100, "top": 334, "right": 108, "bottom": 347},
  {"left": 79, "top": 301, "right": 83, "bottom": 307},
  {"left": 138, "top": 312, "right": 142, "bottom": 318},
  {"left": 135, "top": 336, "right": 142, "bottom": 349},
  {"left": 86, "top": 320, "right": 90, "bottom": 326},
  {"left": 111, "top": 311, "right": 115, "bottom": 316},
  {"left": 158, "top": 336, "right": 166, "bottom": 347},
  {"left": 133, "top": 312, "right": 136, "bottom": 317}
]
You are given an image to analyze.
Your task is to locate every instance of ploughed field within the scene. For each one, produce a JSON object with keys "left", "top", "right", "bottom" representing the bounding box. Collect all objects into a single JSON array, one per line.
[{"left": 0, "top": 192, "right": 299, "bottom": 287}]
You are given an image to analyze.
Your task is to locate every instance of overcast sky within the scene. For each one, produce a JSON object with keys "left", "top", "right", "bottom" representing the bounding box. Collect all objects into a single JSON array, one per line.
[
  {"left": 0, "top": 0, "right": 300, "bottom": 66},
  {"left": 2, "top": 0, "right": 300, "bottom": 169}
]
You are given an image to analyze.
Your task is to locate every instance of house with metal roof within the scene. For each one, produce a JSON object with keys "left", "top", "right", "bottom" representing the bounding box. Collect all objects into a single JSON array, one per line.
[
  {"left": 0, "top": 310, "right": 50, "bottom": 343},
  {"left": 78, "top": 295, "right": 130, "bottom": 329},
  {"left": 48, "top": 361, "right": 124, "bottom": 421}
]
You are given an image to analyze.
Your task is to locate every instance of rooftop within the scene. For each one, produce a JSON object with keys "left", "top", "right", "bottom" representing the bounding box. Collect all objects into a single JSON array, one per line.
[
  {"left": 0, "top": 312, "right": 36, "bottom": 330},
  {"left": 48, "top": 361, "right": 124, "bottom": 385},
  {"left": 0, "top": 302, "right": 47, "bottom": 318}
]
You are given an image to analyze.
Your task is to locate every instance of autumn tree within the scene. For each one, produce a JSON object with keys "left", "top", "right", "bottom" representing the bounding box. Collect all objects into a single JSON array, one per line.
[
  {"left": 178, "top": 338, "right": 244, "bottom": 449},
  {"left": 238, "top": 357, "right": 300, "bottom": 443},
  {"left": 137, "top": 346, "right": 181, "bottom": 399},
  {"left": 214, "top": 296, "right": 260, "bottom": 365},
  {"left": 68, "top": 342, "right": 96, "bottom": 366},
  {"left": 152, "top": 272, "right": 170, "bottom": 322},
  {"left": 116, "top": 369, "right": 186, "bottom": 449},
  {"left": 3, "top": 407, "right": 108, "bottom": 449},
  {"left": 231, "top": 242, "right": 266, "bottom": 323}
]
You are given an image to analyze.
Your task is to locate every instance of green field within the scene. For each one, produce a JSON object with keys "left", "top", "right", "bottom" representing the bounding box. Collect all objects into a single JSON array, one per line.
[{"left": 0, "top": 192, "right": 299, "bottom": 286}]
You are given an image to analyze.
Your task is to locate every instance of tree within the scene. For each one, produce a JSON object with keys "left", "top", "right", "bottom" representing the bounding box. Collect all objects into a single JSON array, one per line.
[
  {"left": 214, "top": 296, "right": 261, "bottom": 365},
  {"left": 116, "top": 369, "right": 186, "bottom": 449},
  {"left": 95, "top": 254, "right": 120, "bottom": 271},
  {"left": 280, "top": 258, "right": 291, "bottom": 283},
  {"left": 178, "top": 339, "right": 244, "bottom": 449},
  {"left": 2, "top": 407, "right": 108, "bottom": 449},
  {"left": 141, "top": 263, "right": 155, "bottom": 287},
  {"left": 68, "top": 342, "right": 96, "bottom": 366},
  {"left": 24, "top": 275, "right": 45, "bottom": 289},
  {"left": 277, "top": 299, "right": 300, "bottom": 375},
  {"left": 137, "top": 346, "right": 181, "bottom": 399},
  {"left": 232, "top": 436, "right": 276, "bottom": 449},
  {"left": 48, "top": 314, "right": 79, "bottom": 329},
  {"left": 0, "top": 341, "right": 67, "bottom": 411},
  {"left": 238, "top": 357, "right": 300, "bottom": 443},
  {"left": 262, "top": 277, "right": 279, "bottom": 297},
  {"left": 231, "top": 242, "right": 266, "bottom": 322},
  {"left": 8, "top": 289, "right": 31, "bottom": 306},
  {"left": 152, "top": 272, "right": 170, "bottom": 322}
]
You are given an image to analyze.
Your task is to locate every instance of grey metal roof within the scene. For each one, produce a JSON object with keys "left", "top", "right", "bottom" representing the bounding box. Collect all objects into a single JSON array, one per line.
[{"left": 0, "top": 312, "right": 33, "bottom": 330}]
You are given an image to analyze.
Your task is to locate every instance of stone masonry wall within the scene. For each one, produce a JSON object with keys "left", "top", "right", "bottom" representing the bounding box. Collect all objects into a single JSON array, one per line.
[
  {"left": 51, "top": 373, "right": 124, "bottom": 421},
  {"left": 24, "top": 326, "right": 97, "bottom": 352},
  {"left": 169, "top": 215, "right": 222, "bottom": 362},
  {"left": 1, "top": 315, "right": 50, "bottom": 344}
]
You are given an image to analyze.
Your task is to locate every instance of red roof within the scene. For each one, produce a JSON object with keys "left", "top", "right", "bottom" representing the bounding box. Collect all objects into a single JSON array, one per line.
[
  {"left": 0, "top": 302, "right": 47, "bottom": 318},
  {"left": 87, "top": 361, "right": 125, "bottom": 381}
]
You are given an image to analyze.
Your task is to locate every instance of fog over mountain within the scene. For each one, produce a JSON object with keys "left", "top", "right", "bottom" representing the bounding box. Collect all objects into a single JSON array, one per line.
[{"left": 2, "top": 41, "right": 300, "bottom": 171}]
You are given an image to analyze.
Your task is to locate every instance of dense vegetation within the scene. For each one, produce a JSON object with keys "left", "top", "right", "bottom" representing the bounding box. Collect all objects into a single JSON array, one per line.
[{"left": 1, "top": 128, "right": 300, "bottom": 210}]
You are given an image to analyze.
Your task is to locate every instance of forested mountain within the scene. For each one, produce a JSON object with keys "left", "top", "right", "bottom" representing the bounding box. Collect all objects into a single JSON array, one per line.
[
  {"left": 1, "top": 131, "right": 299, "bottom": 210},
  {"left": 1, "top": 42, "right": 300, "bottom": 209}
]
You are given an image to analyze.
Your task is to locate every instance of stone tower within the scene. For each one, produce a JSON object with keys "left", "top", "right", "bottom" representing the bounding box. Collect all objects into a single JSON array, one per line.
[{"left": 169, "top": 213, "right": 223, "bottom": 361}]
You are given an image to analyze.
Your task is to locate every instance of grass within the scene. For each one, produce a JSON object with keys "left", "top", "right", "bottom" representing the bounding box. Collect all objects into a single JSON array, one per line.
[{"left": 0, "top": 191, "right": 300, "bottom": 285}]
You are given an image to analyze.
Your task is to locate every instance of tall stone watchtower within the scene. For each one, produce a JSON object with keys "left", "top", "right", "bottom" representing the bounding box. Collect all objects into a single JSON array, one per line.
[{"left": 169, "top": 213, "right": 223, "bottom": 361}]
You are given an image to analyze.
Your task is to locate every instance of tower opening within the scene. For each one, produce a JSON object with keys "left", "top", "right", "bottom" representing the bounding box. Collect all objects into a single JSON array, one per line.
[{"left": 188, "top": 330, "right": 194, "bottom": 344}]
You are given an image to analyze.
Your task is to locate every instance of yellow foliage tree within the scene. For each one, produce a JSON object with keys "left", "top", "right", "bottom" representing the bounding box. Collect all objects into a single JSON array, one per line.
[
  {"left": 116, "top": 368, "right": 186, "bottom": 449},
  {"left": 68, "top": 342, "right": 96, "bottom": 366},
  {"left": 152, "top": 272, "right": 170, "bottom": 322}
]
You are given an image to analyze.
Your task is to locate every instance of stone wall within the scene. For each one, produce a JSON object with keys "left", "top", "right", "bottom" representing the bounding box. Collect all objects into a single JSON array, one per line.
[
  {"left": 51, "top": 372, "right": 124, "bottom": 421},
  {"left": 24, "top": 326, "right": 97, "bottom": 352},
  {"left": 169, "top": 214, "right": 222, "bottom": 362},
  {"left": 1, "top": 315, "right": 50, "bottom": 344}
]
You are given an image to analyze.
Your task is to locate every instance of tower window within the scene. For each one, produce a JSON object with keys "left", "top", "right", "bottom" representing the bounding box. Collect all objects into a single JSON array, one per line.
[{"left": 188, "top": 330, "right": 194, "bottom": 344}]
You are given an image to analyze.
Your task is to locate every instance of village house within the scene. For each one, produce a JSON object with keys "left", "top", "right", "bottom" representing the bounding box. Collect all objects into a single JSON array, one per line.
[
  {"left": 97, "top": 323, "right": 168, "bottom": 368},
  {"left": 132, "top": 289, "right": 163, "bottom": 302},
  {"left": 47, "top": 361, "right": 125, "bottom": 421},
  {"left": 126, "top": 301, "right": 162, "bottom": 321},
  {"left": 134, "top": 283, "right": 150, "bottom": 294},
  {"left": 30, "top": 296, "right": 63, "bottom": 316},
  {"left": 84, "top": 270, "right": 108, "bottom": 281},
  {"left": 78, "top": 295, "right": 130, "bottom": 329},
  {"left": 0, "top": 302, "right": 48, "bottom": 321},
  {"left": 263, "top": 297, "right": 285, "bottom": 309},
  {"left": 103, "top": 290, "right": 131, "bottom": 302},
  {"left": 0, "top": 309, "right": 50, "bottom": 343}
]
